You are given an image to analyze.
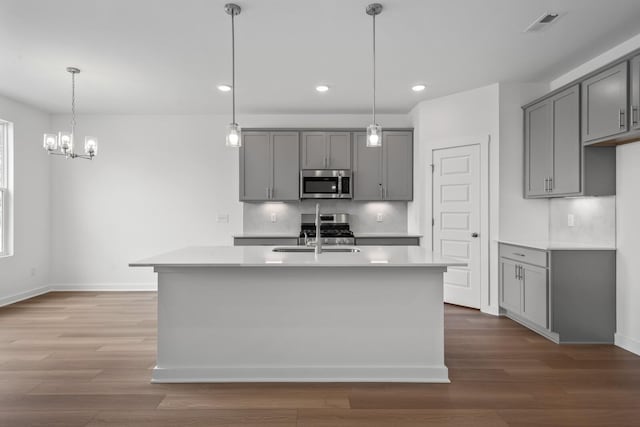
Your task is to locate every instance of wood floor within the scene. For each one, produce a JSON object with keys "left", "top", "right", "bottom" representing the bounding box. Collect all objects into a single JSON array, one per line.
[{"left": 0, "top": 292, "right": 639, "bottom": 427}]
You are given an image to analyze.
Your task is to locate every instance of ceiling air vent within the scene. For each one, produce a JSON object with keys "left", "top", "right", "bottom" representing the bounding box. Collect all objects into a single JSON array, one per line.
[{"left": 524, "top": 12, "right": 560, "bottom": 32}]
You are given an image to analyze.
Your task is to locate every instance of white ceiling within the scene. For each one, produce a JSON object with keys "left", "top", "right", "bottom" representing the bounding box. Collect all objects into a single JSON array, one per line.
[{"left": 1, "top": 0, "right": 640, "bottom": 115}]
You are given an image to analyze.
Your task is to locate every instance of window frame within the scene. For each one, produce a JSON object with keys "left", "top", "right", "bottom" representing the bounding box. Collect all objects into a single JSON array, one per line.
[{"left": 0, "top": 120, "right": 11, "bottom": 257}]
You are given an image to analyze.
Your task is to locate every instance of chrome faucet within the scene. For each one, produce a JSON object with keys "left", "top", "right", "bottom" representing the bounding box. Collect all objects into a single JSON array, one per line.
[{"left": 315, "top": 203, "right": 322, "bottom": 254}]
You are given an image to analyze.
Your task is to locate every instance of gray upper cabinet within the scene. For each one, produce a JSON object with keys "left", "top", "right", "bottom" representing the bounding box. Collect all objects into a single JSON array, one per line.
[
  {"left": 240, "top": 131, "right": 299, "bottom": 201},
  {"left": 301, "top": 132, "right": 350, "bottom": 169},
  {"left": 240, "top": 132, "right": 271, "bottom": 201},
  {"left": 630, "top": 55, "right": 640, "bottom": 131},
  {"left": 525, "top": 84, "right": 613, "bottom": 198},
  {"left": 353, "top": 133, "right": 383, "bottom": 200},
  {"left": 582, "top": 62, "right": 628, "bottom": 144},
  {"left": 353, "top": 131, "right": 413, "bottom": 201},
  {"left": 383, "top": 131, "right": 413, "bottom": 200},
  {"left": 525, "top": 99, "right": 553, "bottom": 197},
  {"left": 525, "top": 85, "right": 581, "bottom": 197},
  {"left": 271, "top": 132, "right": 300, "bottom": 201}
]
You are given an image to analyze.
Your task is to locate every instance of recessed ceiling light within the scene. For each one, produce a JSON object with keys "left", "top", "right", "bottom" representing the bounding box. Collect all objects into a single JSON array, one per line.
[
  {"left": 217, "top": 84, "right": 232, "bottom": 92},
  {"left": 316, "top": 85, "right": 330, "bottom": 93},
  {"left": 412, "top": 84, "right": 426, "bottom": 92}
]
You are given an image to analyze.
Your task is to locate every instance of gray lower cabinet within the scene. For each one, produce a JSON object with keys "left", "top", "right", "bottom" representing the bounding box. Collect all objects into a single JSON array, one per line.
[
  {"left": 234, "top": 237, "right": 298, "bottom": 246},
  {"left": 301, "top": 132, "right": 350, "bottom": 169},
  {"left": 499, "top": 242, "right": 616, "bottom": 344},
  {"left": 524, "top": 84, "right": 615, "bottom": 198},
  {"left": 582, "top": 62, "right": 628, "bottom": 144},
  {"left": 240, "top": 132, "right": 299, "bottom": 201},
  {"left": 353, "top": 131, "right": 413, "bottom": 201},
  {"left": 630, "top": 55, "right": 640, "bottom": 131},
  {"left": 354, "top": 236, "right": 420, "bottom": 246}
]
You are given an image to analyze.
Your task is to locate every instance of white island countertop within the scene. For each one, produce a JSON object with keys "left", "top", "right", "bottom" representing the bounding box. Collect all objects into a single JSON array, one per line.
[{"left": 130, "top": 246, "right": 466, "bottom": 268}]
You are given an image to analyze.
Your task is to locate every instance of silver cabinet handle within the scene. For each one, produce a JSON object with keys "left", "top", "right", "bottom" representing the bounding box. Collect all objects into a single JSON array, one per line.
[
  {"left": 514, "top": 264, "right": 518, "bottom": 279},
  {"left": 544, "top": 178, "right": 548, "bottom": 192},
  {"left": 520, "top": 265, "right": 524, "bottom": 281},
  {"left": 513, "top": 252, "right": 526, "bottom": 257},
  {"left": 548, "top": 177, "right": 553, "bottom": 192},
  {"left": 619, "top": 109, "right": 626, "bottom": 129},
  {"left": 633, "top": 106, "right": 639, "bottom": 127}
]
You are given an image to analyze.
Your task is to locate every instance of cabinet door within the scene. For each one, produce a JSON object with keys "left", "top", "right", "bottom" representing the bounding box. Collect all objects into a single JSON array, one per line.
[
  {"left": 353, "top": 132, "right": 383, "bottom": 200},
  {"left": 582, "top": 62, "right": 628, "bottom": 143},
  {"left": 327, "top": 132, "right": 351, "bottom": 169},
  {"left": 301, "top": 132, "right": 327, "bottom": 169},
  {"left": 271, "top": 132, "right": 300, "bottom": 201},
  {"left": 500, "top": 258, "right": 521, "bottom": 313},
  {"left": 239, "top": 132, "right": 271, "bottom": 201},
  {"left": 551, "top": 85, "right": 581, "bottom": 195},
  {"left": 382, "top": 131, "right": 413, "bottom": 201},
  {"left": 521, "top": 264, "right": 548, "bottom": 329},
  {"left": 631, "top": 55, "right": 640, "bottom": 131},
  {"left": 524, "top": 99, "right": 553, "bottom": 197}
]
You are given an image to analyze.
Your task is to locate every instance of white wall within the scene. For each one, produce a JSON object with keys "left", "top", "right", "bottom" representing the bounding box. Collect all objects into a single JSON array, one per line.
[
  {"left": 0, "top": 95, "right": 51, "bottom": 304},
  {"left": 550, "top": 31, "right": 640, "bottom": 355},
  {"left": 49, "top": 113, "right": 410, "bottom": 288},
  {"left": 408, "top": 83, "right": 500, "bottom": 314}
]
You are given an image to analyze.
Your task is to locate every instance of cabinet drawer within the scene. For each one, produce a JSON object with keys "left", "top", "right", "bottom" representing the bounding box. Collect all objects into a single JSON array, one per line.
[{"left": 499, "top": 243, "right": 547, "bottom": 267}]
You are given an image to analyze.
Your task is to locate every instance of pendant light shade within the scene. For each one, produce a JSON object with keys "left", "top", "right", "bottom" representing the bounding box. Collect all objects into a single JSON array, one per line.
[
  {"left": 225, "top": 3, "right": 242, "bottom": 147},
  {"left": 366, "top": 3, "right": 383, "bottom": 147}
]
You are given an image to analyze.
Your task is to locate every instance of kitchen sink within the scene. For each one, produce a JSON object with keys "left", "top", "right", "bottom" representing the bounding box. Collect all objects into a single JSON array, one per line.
[{"left": 272, "top": 246, "right": 361, "bottom": 253}]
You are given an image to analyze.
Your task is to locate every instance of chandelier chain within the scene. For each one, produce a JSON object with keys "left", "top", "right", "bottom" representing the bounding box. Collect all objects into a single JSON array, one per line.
[
  {"left": 372, "top": 12, "right": 376, "bottom": 124},
  {"left": 231, "top": 11, "right": 236, "bottom": 125},
  {"left": 71, "top": 71, "right": 76, "bottom": 136}
]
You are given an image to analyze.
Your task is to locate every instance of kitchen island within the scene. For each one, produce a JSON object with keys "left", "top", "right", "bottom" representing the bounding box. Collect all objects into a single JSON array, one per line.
[{"left": 130, "top": 246, "right": 465, "bottom": 383}]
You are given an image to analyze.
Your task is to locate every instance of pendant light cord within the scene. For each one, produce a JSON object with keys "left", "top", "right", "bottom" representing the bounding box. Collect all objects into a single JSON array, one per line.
[
  {"left": 372, "top": 12, "right": 376, "bottom": 125},
  {"left": 71, "top": 71, "right": 76, "bottom": 136},
  {"left": 231, "top": 11, "right": 236, "bottom": 125}
]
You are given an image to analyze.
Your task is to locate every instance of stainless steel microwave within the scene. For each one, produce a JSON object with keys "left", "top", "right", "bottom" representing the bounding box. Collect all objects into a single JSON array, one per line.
[{"left": 300, "top": 170, "right": 352, "bottom": 199}]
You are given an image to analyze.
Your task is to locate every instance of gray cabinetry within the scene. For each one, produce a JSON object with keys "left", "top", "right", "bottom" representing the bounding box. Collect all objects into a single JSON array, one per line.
[
  {"left": 240, "top": 131, "right": 299, "bottom": 201},
  {"left": 355, "top": 236, "right": 420, "bottom": 246},
  {"left": 234, "top": 237, "right": 298, "bottom": 246},
  {"left": 524, "top": 85, "right": 615, "bottom": 198},
  {"left": 630, "top": 55, "right": 640, "bottom": 131},
  {"left": 353, "top": 131, "right": 413, "bottom": 201},
  {"left": 521, "top": 264, "right": 548, "bottom": 329},
  {"left": 301, "top": 132, "right": 350, "bottom": 169},
  {"left": 499, "top": 242, "right": 615, "bottom": 344},
  {"left": 582, "top": 62, "right": 628, "bottom": 144},
  {"left": 500, "top": 258, "right": 522, "bottom": 314}
]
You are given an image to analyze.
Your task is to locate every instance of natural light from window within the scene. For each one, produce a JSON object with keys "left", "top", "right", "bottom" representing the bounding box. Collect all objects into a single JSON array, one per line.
[{"left": 0, "top": 120, "right": 10, "bottom": 256}]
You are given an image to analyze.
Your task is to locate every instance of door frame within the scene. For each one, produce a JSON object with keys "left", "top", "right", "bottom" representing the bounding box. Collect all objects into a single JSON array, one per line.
[{"left": 430, "top": 137, "right": 490, "bottom": 312}]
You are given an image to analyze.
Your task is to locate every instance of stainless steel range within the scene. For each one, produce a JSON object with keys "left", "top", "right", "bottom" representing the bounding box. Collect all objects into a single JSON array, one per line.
[{"left": 299, "top": 213, "right": 355, "bottom": 246}]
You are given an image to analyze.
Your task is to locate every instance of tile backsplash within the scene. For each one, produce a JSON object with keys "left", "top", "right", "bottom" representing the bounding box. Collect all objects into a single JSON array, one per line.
[
  {"left": 243, "top": 201, "right": 408, "bottom": 234},
  {"left": 549, "top": 196, "right": 615, "bottom": 246}
]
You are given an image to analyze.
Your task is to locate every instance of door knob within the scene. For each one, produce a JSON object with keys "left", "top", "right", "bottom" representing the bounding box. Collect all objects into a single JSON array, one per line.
[{"left": 471, "top": 233, "right": 479, "bottom": 238}]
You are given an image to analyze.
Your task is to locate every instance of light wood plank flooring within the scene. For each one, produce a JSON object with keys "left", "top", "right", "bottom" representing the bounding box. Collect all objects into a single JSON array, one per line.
[{"left": 0, "top": 292, "right": 639, "bottom": 426}]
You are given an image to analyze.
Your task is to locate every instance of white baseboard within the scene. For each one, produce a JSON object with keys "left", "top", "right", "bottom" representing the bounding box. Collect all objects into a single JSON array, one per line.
[
  {"left": 0, "top": 286, "right": 50, "bottom": 307},
  {"left": 152, "top": 365, "right": 450, "bottom": 383},
  {"left": 615, "top": 333, "right": 640, "bottom": 356},
  {"left": 49, "top": 282, "right": 157, "bottom": 291}
]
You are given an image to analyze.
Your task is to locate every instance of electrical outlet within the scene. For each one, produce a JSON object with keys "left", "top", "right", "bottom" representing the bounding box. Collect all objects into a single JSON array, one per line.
[
  {"left": 376, "top": 213, "right": 384, "bottom": 222},
  {"left": 568, "top": 214, "right": 575, "bottom": 227},
  {"left": 270, "top": 213, "right": 277, "bottom": 223},
  {"left": 216, "top": 214, "right": 229, "bottom": 223}
]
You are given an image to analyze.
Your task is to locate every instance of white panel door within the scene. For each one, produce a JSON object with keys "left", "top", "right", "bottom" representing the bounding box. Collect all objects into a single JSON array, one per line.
[{"left": 433, "top": 145, "right": 481, "bottom": 308}]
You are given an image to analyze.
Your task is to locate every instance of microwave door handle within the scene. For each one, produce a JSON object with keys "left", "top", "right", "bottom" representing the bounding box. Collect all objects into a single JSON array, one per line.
[{"left": 337, "top": 176, "right": 342, "bottom": 196}]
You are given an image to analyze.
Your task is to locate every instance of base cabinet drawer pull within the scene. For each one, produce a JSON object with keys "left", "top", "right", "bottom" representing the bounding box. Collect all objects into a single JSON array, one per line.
[{"left": 513, "top": 252, "right": 526, "bottom": 257}]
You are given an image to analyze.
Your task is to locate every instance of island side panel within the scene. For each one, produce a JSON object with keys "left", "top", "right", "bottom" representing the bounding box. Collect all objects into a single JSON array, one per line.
[{"left": 154, "top": 266, "right": 448, "bottom": 383}]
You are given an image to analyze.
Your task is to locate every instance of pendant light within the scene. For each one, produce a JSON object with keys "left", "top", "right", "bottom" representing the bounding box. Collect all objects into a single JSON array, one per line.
[
  {"left": 43, "top": 67, "right": 98, "bottom": 159},
  {"left": 225, "top": 3, "right": 242, "bottom": 147},
  {"left": 366, "top": 3, "right": 383, "bottom": 147}
]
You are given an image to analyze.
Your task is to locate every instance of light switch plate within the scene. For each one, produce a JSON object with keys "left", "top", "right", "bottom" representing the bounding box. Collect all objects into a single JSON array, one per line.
[
  {"left": 270, "top": 213, "right": 277, "bottom": 223},
  {"left": 568, "top": 214, "right": 575, "bottom": 227},
  {"left": 376, "top": 213, "right": 384, "bottom": 222}
]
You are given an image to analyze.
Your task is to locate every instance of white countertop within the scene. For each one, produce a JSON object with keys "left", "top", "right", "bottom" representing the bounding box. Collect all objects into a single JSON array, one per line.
[
  {"left": 498, "top": 239, "right": 616, "bottom": 251},
  {"left": 130, "top": 246, "right": 465, "bottom": 268}
]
